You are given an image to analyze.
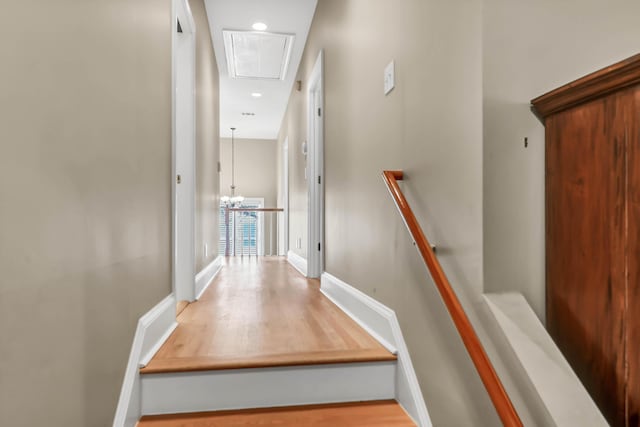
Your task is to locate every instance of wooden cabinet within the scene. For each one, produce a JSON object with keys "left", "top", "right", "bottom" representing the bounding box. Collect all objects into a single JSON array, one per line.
[{"left": 532, "top": 54, "right": 640, "bottom": 427}]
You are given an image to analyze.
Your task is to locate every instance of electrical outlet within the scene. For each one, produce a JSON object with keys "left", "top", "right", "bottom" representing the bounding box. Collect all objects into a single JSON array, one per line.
[
  {"left": 297, "top": 237, "right": 302, "bottom": 249},
  {"left": 204, "top": 244, "right": 208, "bottom": 258}
]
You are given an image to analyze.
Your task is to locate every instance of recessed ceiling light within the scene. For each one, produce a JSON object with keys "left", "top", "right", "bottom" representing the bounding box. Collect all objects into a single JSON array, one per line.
[
  {"left": 251, "top": 92, "right": 262, "bottom": 98},
  {"left": 252, "top": 22, "right": 268, "bottom": 31}
]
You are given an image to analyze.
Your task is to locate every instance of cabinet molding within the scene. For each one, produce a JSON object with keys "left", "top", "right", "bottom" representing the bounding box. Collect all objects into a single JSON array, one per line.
[{"left": 531, "top": 53, "right": 640, "bottom": 119}]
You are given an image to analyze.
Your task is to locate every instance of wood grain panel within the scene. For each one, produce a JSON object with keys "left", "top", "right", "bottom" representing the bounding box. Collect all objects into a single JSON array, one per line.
[
  {"left": 137, "top": 401, "right": 416, "bottom": 427},
  {"left": 546, "top": 91, "right": 630, "bottom": 426},
  {"left": 142, "top": 257, "right": 394, "bottom": 374},
  {"left": 626, "top": 86, "right": 640, "bottom": 427}
]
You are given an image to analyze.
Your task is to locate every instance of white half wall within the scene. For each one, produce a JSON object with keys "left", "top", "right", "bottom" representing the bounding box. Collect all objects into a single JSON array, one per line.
[
  {"left": 483, "top": 293, "right": 607, "bottom": 427},
  {"left": 320, "top": 272, "right": 432, "bottom": 427}
]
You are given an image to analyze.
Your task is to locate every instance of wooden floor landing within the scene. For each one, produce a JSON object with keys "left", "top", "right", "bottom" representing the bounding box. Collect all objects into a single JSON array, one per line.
[
  {"left": 137, "top": 401, "right": 416, "bottom": 426},
  {"left": 141, "top": 257, "right": 395, "bottom": 374}
]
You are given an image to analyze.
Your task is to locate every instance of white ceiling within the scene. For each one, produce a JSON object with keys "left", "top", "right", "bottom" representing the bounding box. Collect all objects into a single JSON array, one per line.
[{"left": 204, "top": 0, "right": 318, "bottom": 139}]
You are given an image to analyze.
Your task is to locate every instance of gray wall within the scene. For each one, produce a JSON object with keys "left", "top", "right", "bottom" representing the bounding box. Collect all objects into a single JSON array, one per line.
[
  {"left": 193, "top": 0, "right": 221, "bottom": 272},
  {"left": 0, "top": 0, "right": 219, "bottom": 425},
  {"left": 278, "top": 0, "right": 506, "bottom": 424},
  {"left": 483, "top": 0, "right": 640, "bottom": 321},
  {"left": 220, "top": 138, "right": 278, "bottom": 209}
]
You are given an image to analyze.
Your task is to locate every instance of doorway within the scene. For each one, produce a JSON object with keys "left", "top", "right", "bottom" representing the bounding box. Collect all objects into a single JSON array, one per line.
[
  {"left": 306, "top": 51, "right": 324, "bottom": 278},
  {"left": 172, "top": 0, "right": 196, "bottom": 303}
]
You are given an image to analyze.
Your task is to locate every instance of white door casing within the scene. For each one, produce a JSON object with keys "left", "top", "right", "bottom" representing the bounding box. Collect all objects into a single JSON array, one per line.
[
  {"left": 172, "top": 0, "right": 196, "bottom": 302},
  {"left": 281, "top": 137, "right": 289, "bottom": 256},
  {"left": 307, "top": 50, "right": 324, "bottom": 278}
]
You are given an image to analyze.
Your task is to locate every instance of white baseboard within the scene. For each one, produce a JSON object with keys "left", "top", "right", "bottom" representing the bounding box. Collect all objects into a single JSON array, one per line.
[
  {"left": 321, "top": 272, "right": 432, "bottom": 427},
  {"left": 113, "top": 294, "right": 177, "bottom": 427},
  {"left": 195, "top": 255, "right": 223, "bottom": 300},
  {"left": 141, "top": 361, "right": 396, "bottom": 415},
  {"left": 139, "top": 323, "right": 178, "bottom": 368},
  {"left": 287, "top": 250, "right": 307, "bottom": 277}
]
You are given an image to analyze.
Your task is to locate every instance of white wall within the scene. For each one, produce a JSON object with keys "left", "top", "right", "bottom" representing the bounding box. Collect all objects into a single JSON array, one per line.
[{"left": 483, "top": 0, "right": 640, "bottom": 321}]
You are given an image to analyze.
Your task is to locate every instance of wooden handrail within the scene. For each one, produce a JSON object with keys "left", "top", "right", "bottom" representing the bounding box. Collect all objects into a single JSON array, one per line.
[
  {"left": 227, "top": 208, "right": 284, "bottom": 212},
  {"left": 382, "top": 170, "right": 523, "bottom": 427}
]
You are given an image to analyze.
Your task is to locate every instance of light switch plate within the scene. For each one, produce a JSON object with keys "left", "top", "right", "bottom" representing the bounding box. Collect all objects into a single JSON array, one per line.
[{"left": 384, "top": 60, "right": 395, "bottom": 95}]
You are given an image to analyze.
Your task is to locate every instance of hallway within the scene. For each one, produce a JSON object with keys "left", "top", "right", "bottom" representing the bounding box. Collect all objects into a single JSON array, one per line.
[{"left": 142, "top": 257, "right": 395, "bottom": 374}]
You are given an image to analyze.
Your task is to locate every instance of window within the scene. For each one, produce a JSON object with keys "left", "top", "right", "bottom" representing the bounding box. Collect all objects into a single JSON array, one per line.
[{"left": 219, "top": 198, "right": 264, "bottom": 256}]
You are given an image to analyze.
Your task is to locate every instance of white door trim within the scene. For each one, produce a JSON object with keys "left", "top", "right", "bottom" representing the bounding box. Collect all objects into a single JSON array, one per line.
[
  {"left": 307, "top": 50, "right": 324, "bottom": 278},
  {"left": 282, "top": 137, "right": 289, "bottom": 255},
  {"left": 172, "top": 0, "right": 197, "bottom": 302}
]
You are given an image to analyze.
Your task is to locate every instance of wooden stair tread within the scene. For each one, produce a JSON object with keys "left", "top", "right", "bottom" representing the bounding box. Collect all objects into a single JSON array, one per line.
[
  {"left": 141, "top": 348, "right": 396, "bottom": 374},
  {"left": 137, "top": 401, "right": 416, "bottom": 426}
]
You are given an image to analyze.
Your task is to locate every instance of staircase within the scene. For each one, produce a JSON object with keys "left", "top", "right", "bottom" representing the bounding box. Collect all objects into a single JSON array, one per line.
[
  {"left": 117, "top": 168, "right": 607, "bottom": 427},
  {"left": 138, "top": 401, "right": 414, "bottom": 426},
  {"left": 132, "top": 257, "right": 417, "bottom": 426}
]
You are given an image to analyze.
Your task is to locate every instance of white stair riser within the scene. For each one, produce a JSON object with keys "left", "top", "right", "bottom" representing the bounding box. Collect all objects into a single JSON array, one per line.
[{"left": 141, "top": 361, "right": 396, "bottom": 415}]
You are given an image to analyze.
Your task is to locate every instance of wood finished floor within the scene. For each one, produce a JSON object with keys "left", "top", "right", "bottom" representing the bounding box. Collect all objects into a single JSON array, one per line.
[
  {"left": 141, "top": 257, "right": 395, "bottom": 374},
  {"left": 137, "top": 401, "right": 416, "bottom": 426}
]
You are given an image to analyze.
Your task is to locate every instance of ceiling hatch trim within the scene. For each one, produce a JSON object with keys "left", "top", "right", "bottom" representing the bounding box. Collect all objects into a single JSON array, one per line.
[{"left": 223, "top": 30, "right": 296, "bottom": 80}]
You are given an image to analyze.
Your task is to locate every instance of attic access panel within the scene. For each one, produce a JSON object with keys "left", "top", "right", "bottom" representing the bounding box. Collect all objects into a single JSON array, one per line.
[{"left": 223, "top": 30, "right": 295, "bottom": 80}]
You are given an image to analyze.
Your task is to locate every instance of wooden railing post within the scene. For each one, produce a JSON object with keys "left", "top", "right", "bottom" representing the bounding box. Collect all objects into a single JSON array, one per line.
[{"left": 382, "top": 170, "right": 523, "bottom": 427}]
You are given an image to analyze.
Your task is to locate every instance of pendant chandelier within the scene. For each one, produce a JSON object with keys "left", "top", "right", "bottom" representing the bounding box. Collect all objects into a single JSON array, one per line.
[{"left": 221, "top": 127, "right": 244, "bottom": 206}]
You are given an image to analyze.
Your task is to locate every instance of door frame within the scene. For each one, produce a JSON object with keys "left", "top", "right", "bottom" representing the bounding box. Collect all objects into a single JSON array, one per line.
[
  {"left": 306, "top": 50, "right": 324, "bottom": 278},
  {"left": 172, "top": 0, "right": 197, "bottom": 302},
  {"left": 281, "top": 137, "right": 289, "bottom": 256}
]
